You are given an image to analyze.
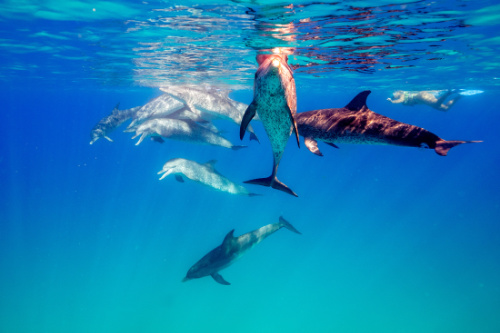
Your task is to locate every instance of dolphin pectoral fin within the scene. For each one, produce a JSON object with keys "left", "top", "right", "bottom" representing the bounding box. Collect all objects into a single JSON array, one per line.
[
  {"left": 285, "top": 103, "right": 300, "bottom": 148},
  {"left": 245, "top": 176, "right": 298, "bottom": 197},
  {"left": 104, "top": 136, "right": 113, "bottom": 142},
  {"left": 231, "top": 145, "right": 247, "bottom": 151},
  {"left": 325, "top": 142, "right": 339, "bottom": 149},
  {"left": 434, "top": 139, "right": 482, "bottom": 156},
  {"left": 211, "top": 273, "right": 231, "bottom": 285},
  {"left": 151, "top": 136, "right": 165, "bottom": 144},
  {"left": 240, "top": 101, "right": 257, "bottom": 140},
  {"left": 249, "top": 131, "right": 260, "bottom": 143},
  {"left": 304, "top": 137, "right": 323, "bottom": 156},
  {"left": 345, "top": 90, "right": 371, "bottom": 111},
  {"left": 175, "top": 175, "right": 184, "bottom": 183}
]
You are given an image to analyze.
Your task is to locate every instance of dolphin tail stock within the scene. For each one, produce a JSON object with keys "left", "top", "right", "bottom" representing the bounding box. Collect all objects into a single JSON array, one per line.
[
  {"left": 231, "top": 145, "right": 247, "bottom": 151},
  {"left": 244, "top": 175, "right": 298, "bottom": 197},
  {"left": 434, "top": 139, "right": 482, "bottom": 156},
  {"left": 278, "top": 216, "right": 302, "bottom": 235}
]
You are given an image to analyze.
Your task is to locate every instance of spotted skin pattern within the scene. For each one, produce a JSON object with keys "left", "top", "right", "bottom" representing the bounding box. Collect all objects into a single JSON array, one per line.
[
  {"left": 240, "top": 54, "right": 299, "bottom": 196},
  {"left": 296, "top": 91, "right": 481, "bottom": 156}
]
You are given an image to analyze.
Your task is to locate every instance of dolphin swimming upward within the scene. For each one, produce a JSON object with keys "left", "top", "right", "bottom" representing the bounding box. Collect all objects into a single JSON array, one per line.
[
  {"left": 240, "top": 53, "right": 300, "bottom": 197},
  {"left": 183, "top": 216, "right": 301, "bottom": 285},
  {"left": 158, "top": 158, "right": 259, "bottom": 196},
  {"left": 296, "top": 91, "right": 481, "bottom": 156}
]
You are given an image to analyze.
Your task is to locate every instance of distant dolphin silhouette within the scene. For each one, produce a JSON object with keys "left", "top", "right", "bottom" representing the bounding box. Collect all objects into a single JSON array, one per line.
[
  {"left": 158, "top": 158, "right": 259, "bottom": 196},
  {"left": 90, "top": 104, "right": 139, "bottom": 144},
  {"left": 240, "top": 53, "right": 300, "bottom": 197},
  {"left": 296, "top": 91, "right": 481, "bottom": 156},
  {"left": 183, "top": 216, "right": 301, "bottom": 285}
]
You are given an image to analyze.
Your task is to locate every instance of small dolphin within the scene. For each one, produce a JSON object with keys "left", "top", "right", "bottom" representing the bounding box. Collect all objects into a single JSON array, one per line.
[
  {"left": 296, "top": 91, "right": 482, "bottom": 156},
  {"left": 240, "top": 53, "right": 300, "bottom": 197},
  {"left": 183, "top": 216, "right": 301, "bottom": 285},
  {"left": 160, "top": 85, "right": 260, "bottom": 142},
  {"left": 90, "top": 104, "right": 139, "bottom": 144},
  {"left": 131, "top": 118, "right": 245, "bottom": 150},
  {"left": 158, "top": 158, "right": 259, "bottom": 196}
]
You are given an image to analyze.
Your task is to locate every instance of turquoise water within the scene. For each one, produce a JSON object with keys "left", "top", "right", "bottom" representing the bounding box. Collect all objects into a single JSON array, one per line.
[{"left": 1, "top": 1, "right": 499, "bottom": 332}]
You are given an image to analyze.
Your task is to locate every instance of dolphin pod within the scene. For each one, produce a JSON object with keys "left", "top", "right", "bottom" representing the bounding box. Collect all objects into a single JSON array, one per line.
[{"left": 183, "top": 216, "right": 301, "bottom": 285}]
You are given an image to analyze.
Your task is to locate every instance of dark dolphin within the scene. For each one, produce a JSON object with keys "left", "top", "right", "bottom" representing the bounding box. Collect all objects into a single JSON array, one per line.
[
  {"left": 183, "top": 216, "right": 301, "bottom": 285},
  {"left": 296, "top": 91, "right": 481, "bottom": 156},
  {"left": 240, "top": 53, "right": 300, "bottom": 197}
]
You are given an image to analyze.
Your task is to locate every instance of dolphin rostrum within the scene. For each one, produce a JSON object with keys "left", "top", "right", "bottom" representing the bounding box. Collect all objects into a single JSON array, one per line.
[
  {"left": 90, "top": 104, "right": 139, "bottom": 144},
  {"left": 296, "top": 90, "right": 482, "bottom": 156},
  {"left": 240, "top": 53, "right": 300, "bottom": 197},
  {"left": 183, "top": 216, "right": 301, "bottom": 285},
  {"left": 131, "top": 118, "right": 246, "bottom": 150},
  {"left": 158, "top": 158, "right": 259, "bottom": 196}
]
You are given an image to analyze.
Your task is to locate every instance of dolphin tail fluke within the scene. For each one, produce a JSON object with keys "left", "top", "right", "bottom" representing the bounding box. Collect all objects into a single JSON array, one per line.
[
  {"left": 279, "top": 216, "right": 302, "bottom": 235},
  {"left": 435, "top": 139, "right": 482, "bottom": 156},
  {"left": 231, "top": 145, "right": 247, "bottom": 151},
  {"left": 244, "top": 176, "right": 298, "bottom": 197}
]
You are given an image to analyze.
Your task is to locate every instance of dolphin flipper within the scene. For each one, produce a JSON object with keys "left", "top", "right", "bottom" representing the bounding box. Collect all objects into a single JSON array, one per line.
[
  {"left": 175, "top": 175, "right": 184, "bottom": 183},
  {"left": 304, "top": 137, "right": 323, "bottom": 156},
  {"left": 211, "top": 273, "right": 231, "bottom": 285},
  {"left": 285, "top": 103, "right": 300, "bottom": 148},
  {"left": 240, "top": 101, "right": 257, "bottom": 140}
]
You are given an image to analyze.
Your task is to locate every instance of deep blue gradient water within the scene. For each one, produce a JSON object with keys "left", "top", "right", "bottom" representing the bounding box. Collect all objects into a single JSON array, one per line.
[{"left": 1, "top": 1, "right": 499, "bottom": 332}]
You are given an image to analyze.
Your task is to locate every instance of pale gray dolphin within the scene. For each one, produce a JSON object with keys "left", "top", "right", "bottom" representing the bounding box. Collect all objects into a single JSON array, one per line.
[
  {"left": 126, "top": 93, "right": 189, "bottom": 130},
  {"left": 240, "top": 53, "right": 300, "bottom": 197},
  {"left": 160, "top": 85, "right": 260, "bottom": 142},
  {"left": 158, "top": 158, "right": 259, "bottom": 196},
  {"left": 296, "top": 90, "right": 482, "bottom": 156},
  {"left": 90, "top": 104, "right": 139, "bottom": 144},
  {"left": 131, "top": 118, "right": 245, "bottom": 150},
  {"left": 183, "top": 216, "right": 301, "bottom": 285}
]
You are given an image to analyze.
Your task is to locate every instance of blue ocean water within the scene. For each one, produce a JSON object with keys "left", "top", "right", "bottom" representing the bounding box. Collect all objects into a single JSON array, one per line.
[{"left": 1, "top": 1, "right": 499, "bottom": 332}]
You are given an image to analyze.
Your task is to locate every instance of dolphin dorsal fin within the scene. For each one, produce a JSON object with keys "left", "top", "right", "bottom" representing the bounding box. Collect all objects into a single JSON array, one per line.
[
  {"left": 222, "top": 229, "right": 235, "bottom": 249},
  {"left": 345, "top": 91, "right": 371, "bottom": 111},
  {"left": 204, "top": 159, "right": 217, "bottom": 169}
]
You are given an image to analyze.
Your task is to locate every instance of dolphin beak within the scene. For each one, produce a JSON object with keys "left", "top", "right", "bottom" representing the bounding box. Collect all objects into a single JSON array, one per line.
[{"left": 158, "top": 168, "right": 173, "bottom": 180}]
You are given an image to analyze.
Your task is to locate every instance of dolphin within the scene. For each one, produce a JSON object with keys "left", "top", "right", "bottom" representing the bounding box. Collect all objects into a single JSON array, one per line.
[
  {"left": 90, "top": 104, "right": 140, "bottom": 144},
  {"left": 160, "top": 85, "right": 260, "bottom": 142},
  {"left": 131, "top": 118, "right": 246, "bottom": 150},
  {"left": 296, "top": 90, "right": 482, "bottom": 156},
  {"left": 158, "top": 158, "right": 259, "bottom": 196},
  {"left": 183, "top": 216, "right": 301, "bottom": 285},
  {"left": 126, "top": 93, "right": 189, "bottom": 130},
  {"left": 240, "top": 53, "right": 300, "bottom": 197}
]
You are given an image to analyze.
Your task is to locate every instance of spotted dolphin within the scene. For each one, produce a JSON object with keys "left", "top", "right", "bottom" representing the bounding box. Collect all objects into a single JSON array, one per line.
[
  {"left": 90, "top": 104, "right": 139, "bottom": 144},
  {"left": 158, "top": 158, "right": 259, "bottom": 196},
  {"left": 183, "top": 216, "right": 301, "bottom": 285},
  {"left": 160, "top": 85, "right": 260, "bottom": 142},
  {"left": 240, "top": 53, "right": 300, "bottom": 197},
  {"left": 296, "top": 90, "right": 481, "bottom": 156},
  {"left": 131, "top": 118, "right": 245, "bottom": 150}
]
